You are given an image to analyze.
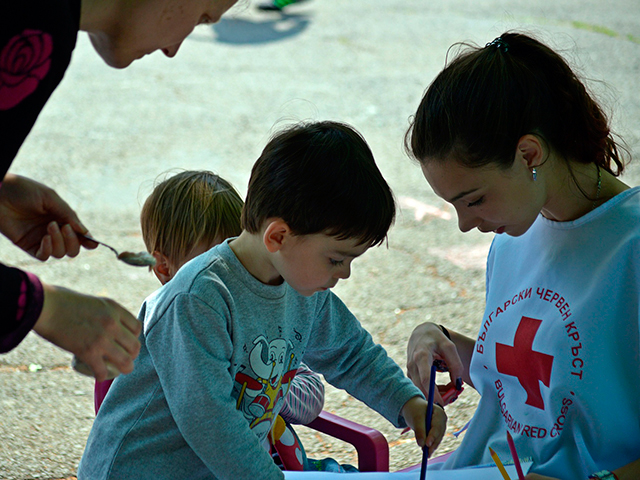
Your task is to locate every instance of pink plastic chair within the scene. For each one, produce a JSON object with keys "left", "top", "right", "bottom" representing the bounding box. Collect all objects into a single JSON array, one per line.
[
  {"left": 305, "top": 410, "right": 389, "bottom": 471},
  {"left": 94, "top": 379, "right": 113, "bottom": 415},
  {"left": 94, "top": 380, "right": 390, "bottom": 472}
]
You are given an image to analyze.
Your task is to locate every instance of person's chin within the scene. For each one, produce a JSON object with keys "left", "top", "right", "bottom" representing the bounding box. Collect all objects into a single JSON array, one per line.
[
  {"left": 296, "top": 286, "right": 330, "bottom": 297},
  {"left": 291, "top": 287, "right": 316, "bottom": 297},
  {"left": 89, "top": 36, "right": 136, "bottom": 69},
  {"left": 100, "top": 53, "right": 136, "bottom": 69},
  {"left": 483, "top": 225, "right": 524, "bottom": 237},
  {"left": 504, "top": 225, "right": 531, "bottom": 237}
]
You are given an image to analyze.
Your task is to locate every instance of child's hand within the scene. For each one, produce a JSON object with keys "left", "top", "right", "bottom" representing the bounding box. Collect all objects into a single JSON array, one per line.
[{"left": 401, "top": 396, "right": 447, "bottom": 458}]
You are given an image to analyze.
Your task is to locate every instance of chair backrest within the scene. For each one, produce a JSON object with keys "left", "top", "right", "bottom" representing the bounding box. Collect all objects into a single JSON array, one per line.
[{"left": 305, "top": 410, "right": 389, "bottom": 472}]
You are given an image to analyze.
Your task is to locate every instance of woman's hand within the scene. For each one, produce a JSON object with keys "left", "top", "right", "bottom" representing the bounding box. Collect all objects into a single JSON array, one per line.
[
  {"left": 0, "top": 174, "right": 95, "bottom": 260},
  {"left": 401, "top": 396, "right": 447, "bottom": 458},
  {"left": 407, "top": 322, "right": 469, "bottom": 403},
  {"left": 34, "top": 283, "right": 142, "bottom": 381}
]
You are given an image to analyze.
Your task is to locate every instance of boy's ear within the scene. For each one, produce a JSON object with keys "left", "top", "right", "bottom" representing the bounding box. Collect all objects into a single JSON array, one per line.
[
  {"left": 151, "top": 251, "right": 172, "bottom": 285},
  {"left": 515, "top": 134, "right": 544, "bottom": 169},
  {"left": 263, "top": 219, "right": 292, "bottom": 253}
]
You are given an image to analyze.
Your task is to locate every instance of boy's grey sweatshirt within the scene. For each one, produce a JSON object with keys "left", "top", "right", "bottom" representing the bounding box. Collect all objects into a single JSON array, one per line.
[{"left": 78, "top": 239, "right": 422, "bottom": 480}]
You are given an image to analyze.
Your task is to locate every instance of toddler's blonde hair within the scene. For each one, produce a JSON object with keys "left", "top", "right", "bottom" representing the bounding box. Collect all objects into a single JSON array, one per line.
[{"left": 141, "top": 170, "right": 243, "bottom": 266}]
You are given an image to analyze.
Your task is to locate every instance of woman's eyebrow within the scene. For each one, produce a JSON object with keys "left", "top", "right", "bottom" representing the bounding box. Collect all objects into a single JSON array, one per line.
[{"left": 447, "top": 187, "right": 479, "bottom": 203}]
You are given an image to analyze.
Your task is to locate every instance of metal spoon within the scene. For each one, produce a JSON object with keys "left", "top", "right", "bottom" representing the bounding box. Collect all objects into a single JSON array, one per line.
[{"left": 81, "top": 234, "right": 156, "bottom": 267}]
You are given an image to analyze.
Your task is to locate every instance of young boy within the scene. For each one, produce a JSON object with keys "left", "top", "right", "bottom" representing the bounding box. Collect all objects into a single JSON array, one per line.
[
  {"left": 94, "top": 169, "right": 326, "bottom": 469},
  {"left": 79, "top": 121, "right": 444, "bottom": 479}
]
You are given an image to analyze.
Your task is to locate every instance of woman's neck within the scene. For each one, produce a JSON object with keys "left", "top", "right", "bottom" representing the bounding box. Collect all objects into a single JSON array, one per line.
[{"left": 541, "top": 160, "right": 629, "bottom": 221}]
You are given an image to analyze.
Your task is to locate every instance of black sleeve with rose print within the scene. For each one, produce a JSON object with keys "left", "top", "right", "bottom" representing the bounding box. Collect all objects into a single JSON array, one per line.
[
  {"left": 0, "top": 0, "right": 80, "bottom": 350},
  {"left": 0, "top": 0, "right": 81, "bottom": 178}
]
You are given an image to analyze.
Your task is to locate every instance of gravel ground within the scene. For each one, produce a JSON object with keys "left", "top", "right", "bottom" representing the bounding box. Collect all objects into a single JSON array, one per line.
[{"left": 1, "top": 0, "right": 638, "bottom": 478}]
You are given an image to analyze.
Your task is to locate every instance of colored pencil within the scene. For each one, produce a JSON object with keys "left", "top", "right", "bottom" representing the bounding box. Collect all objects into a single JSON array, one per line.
[
  {"left": 419, "top": 363, "right": 437, "bottom": 480},
  {"left": 488, "top": 447, "right": 511, "bottom": 480},
  {"left": 506, "top": 431, "right": 525, "bottom": 480}
]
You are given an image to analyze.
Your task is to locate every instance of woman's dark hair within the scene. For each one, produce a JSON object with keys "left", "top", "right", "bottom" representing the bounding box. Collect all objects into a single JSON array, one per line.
[
  {"left": 406, "top": 32, "right": 627, "bottom": 177},
  {"left": 242, "top": 121, "right": 395, "bottom": 247}
]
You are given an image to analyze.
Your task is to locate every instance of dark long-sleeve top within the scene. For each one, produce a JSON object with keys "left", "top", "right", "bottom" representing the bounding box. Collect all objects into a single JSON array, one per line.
[
  {"left": 0, "top": 0, "right": 80, "bottom": 351},
  {"left": 0, "top": 264, "right": 44, "bottom": 352}
]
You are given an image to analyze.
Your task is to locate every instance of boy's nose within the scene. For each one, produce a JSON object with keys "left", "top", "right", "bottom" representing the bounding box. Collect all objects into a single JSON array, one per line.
[{"left": 335, "top": 264, "right": 351, "bottom": 280}]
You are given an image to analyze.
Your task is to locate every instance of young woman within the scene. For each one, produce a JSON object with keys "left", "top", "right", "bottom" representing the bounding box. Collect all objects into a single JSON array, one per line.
[{"left": 405, "top": 32, "right": 640, "bottom": 480}]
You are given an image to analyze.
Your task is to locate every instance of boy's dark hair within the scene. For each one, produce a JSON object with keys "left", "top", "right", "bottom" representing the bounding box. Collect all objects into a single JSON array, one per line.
[
  {"left": 241, "top": 121, "right": 395, "bottom": 247},
  {"left": 406, "top": 31, "right": 627, "bottom": 177}
]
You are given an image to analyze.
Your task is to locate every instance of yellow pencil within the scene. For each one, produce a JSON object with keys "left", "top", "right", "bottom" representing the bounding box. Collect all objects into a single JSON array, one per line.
[{"left": 489, "top": 447, "right": 511, "bottom": 480}]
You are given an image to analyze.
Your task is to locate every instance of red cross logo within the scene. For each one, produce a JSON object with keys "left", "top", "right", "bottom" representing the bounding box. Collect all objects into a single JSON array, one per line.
[{"left": 495, "top": 316, "right": 553, "bottom": 410}]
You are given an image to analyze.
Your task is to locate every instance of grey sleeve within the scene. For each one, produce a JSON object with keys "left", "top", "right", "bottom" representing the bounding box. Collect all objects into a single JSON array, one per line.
[{"left": 303, "top": 293, "right": 423, "bottom": 428}]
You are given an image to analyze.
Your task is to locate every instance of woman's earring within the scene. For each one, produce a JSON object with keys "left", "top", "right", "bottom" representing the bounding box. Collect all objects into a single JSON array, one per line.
[{"left": 531, "top": 167, "right": 537, "bottom": 181}]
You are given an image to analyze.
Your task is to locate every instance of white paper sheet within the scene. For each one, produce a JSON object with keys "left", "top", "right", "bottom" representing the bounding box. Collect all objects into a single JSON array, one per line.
[{"left": 284, "top": 462, "right": 532, "bottom": 479}]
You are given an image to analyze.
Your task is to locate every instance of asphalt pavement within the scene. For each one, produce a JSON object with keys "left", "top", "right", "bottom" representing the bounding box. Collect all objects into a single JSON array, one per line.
[{"left": 1, "top": 0, "right": 639, "bottom": 478}]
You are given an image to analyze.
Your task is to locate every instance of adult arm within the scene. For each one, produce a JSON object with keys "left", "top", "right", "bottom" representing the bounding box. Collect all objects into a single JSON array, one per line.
[
  {"left": 0, "top": 175, "right": 141, "bottom": 379},
  {"left": 0, "top": 264, "right": 141, "bottom": 380},
  {"left": 611, "top": 459, "right": 640, "bottom": 480},
  {"left": 406, "top": 321, "right": 475, "bottom": 402},
  {"left": 33, "top": 283, "right": 141, "bottom": 381},
  {"left": 0, "top": 265, "right": 43, "bottom": 352},
  {"left": 526, "top": 458, "right": 640, "bottom": 479}
]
